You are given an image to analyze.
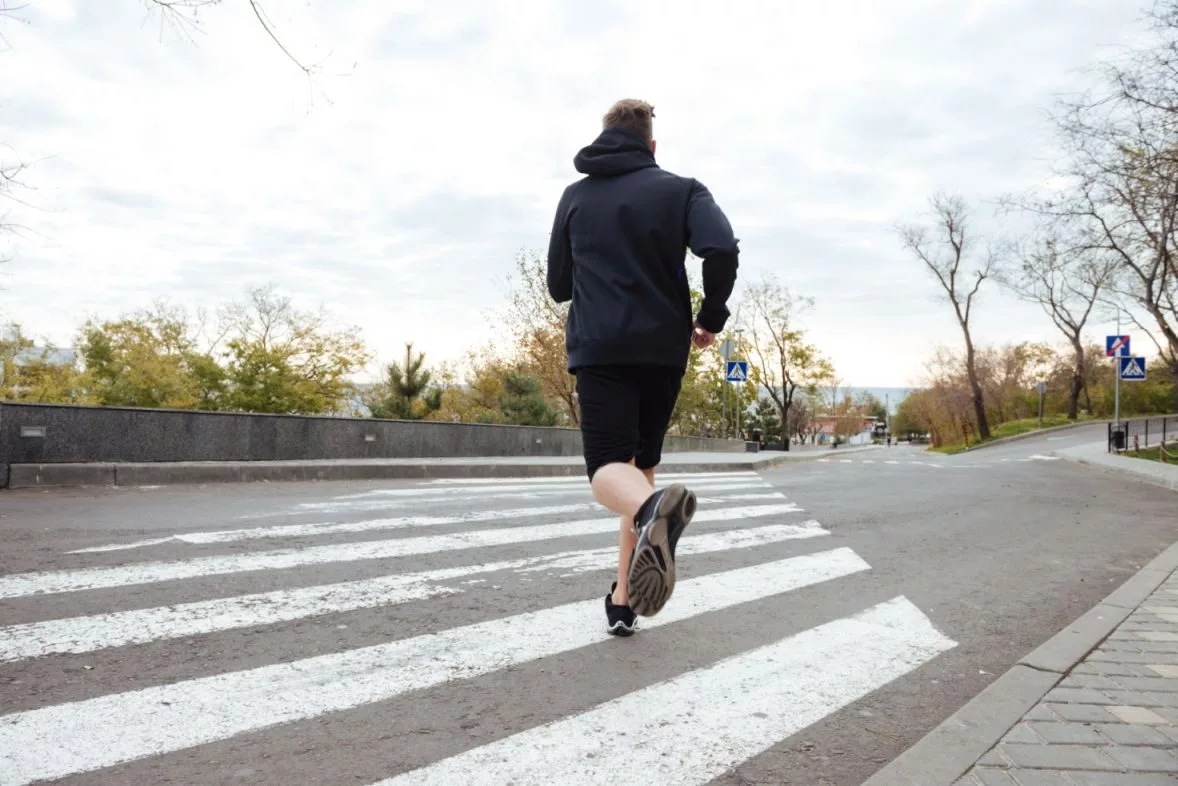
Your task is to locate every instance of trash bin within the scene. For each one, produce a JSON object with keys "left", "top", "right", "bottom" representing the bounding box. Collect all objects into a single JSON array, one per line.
[{"left": 1113, "top": 429, "right": 1126, "bottom": 451}]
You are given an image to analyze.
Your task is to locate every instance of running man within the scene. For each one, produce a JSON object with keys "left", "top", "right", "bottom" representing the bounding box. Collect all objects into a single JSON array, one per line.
[{"left": 545, "top": 99, "right": 740, "bottom": 635}]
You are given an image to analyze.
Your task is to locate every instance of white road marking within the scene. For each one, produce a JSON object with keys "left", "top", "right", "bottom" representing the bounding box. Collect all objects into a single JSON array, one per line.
[
  {"left": 294, "top": 480, "right": 772, "bottom": 514},
  {"left": 422, "top": 471, "right": 759, "bottom": 486},
  {"left": 885, "top": 461, "right": 900, "bottom": 465},
  {"left": 328, "top": 474, "right": 762, "bottom": 500},
  {"left": 377, "top": 597, "right": 956, "bottom": 786},
  {"left": 2, "top": 504, "right": 806, "bottom": 599},
  {"left": 1028, "top": 454, "right": 1060, "bottom": 461},
  {"left": 69, "top": 494, "right": 797, "bottom": 553},
  {"left": 1, "top": 522, "right": 825, "bottom": 663},
  {"left": 0, "top": 549, "right": 872, "bottom": 785}
]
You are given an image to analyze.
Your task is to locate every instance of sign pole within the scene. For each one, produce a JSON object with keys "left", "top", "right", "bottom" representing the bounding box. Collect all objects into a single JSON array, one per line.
[{"left": 1114, "top": 312, "right": 1121, "bottom": 429}]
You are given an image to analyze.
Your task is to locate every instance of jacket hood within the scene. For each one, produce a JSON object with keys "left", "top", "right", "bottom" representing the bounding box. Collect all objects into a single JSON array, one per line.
[{"left": 573, "top": 128, "right": 658, "bottom": 177}]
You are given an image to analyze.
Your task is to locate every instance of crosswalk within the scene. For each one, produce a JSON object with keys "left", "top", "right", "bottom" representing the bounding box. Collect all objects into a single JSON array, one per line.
[
  {"left": 817, "top": 454, "right": 1062, "bottom": 469},
  {"left": 0, "top": 470, "right": 957, "bottom": 785}
]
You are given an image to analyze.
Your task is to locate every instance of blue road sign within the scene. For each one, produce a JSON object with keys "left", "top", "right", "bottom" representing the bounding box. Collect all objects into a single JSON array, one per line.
[
  {"left": 726, "top": 360, "right": 749, "bottom": 383},
  {"left": 1107, "top": 335, "right": 1131, "bottom": 357},
  {"left": 1119, "top": 356, "right": 1147, "bottom": 381}
]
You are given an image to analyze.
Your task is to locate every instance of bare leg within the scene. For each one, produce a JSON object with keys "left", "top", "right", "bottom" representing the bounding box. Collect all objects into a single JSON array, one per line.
[{"left": 590, "top": 460, "right": 655, "bottom": 606}]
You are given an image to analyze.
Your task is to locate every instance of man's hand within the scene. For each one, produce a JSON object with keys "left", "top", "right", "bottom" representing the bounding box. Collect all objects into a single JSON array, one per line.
[{"left": 692, "top": 322, "right": 717, "bottom": 350}]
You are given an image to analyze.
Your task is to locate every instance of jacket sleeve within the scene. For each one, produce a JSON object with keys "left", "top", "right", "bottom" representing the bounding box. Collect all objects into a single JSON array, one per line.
[
  {"left": 546, "top": 187, "right": 574, "bottom": 303},
  {"left": 686, "top": 179, "right": 740, "bottom": 333}
]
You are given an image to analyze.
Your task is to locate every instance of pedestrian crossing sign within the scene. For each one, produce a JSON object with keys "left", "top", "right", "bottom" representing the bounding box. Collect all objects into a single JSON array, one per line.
[
  {"left": 726, "top": 360, "right": 749, "bottom": 383},
  {"left": 1119, "top": 356, "right": 1147, "bottom": 381}
]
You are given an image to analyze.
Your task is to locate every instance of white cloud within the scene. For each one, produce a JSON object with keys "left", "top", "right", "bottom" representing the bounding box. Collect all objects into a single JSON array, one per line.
[{"left": 0, "top": 0, "right": 1160, "bottom": 387}]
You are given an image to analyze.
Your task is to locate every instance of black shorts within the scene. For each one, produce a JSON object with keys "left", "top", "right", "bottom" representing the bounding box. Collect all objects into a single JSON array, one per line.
[{"left": 575, "top": 364, "right": 684, "bottom": 481}]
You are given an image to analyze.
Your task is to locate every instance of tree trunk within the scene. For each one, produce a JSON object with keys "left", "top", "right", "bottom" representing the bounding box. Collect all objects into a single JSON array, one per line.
[
  {"left": 963, "top": 339, "right": 991, "bottom": 439},
  {"left": 1067, "top": 337, "right": 1085, "bottom": 420}
]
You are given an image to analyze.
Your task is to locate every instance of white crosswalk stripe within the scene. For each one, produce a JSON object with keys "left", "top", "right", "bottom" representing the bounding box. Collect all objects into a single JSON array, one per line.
[{"left": 0, "top": 470, "right": 957, "bottom": 786}]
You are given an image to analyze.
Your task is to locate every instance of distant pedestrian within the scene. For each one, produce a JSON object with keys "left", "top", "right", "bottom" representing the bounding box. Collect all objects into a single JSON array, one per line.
[{"left": 546, "top": 99, "right": 740, "bottom": 636}]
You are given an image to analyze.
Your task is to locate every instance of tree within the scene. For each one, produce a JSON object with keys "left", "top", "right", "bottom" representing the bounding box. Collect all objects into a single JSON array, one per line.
[
  {"left": 503, "top": 250, "right": 578, "bottom": 425},
  {"left": 217, "top": 286, "right": 370, "bottom": 414},
  {"left": 143, "top": 1, "right": 320, "bottom": 79},
  {"left": 742, "top": 273, "right": 835, "bottom": 447},
  {"left": 365, "top": 342, "right": 443, "bottom": 421},
  {"left": 898, "top": 193, "right": 994, "bottom": 439},
  {"left": 498, "top": 372, "right": 558, "bottom": 426},
  {"left": 997, "top": 232, "right": 1114, "bottom": 419},
  {"left": 1018, "top": 2, "right": 1178, "bottom": 394},
  {"left": 77, "top": 304, "right": 221, "bottom": 409},
  {"left": 0, "top": 323, "right": 86, "bottom": 403}
]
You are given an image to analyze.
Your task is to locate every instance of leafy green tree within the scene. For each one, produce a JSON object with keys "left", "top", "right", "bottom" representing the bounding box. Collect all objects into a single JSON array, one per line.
[
  {"left": 77, "top": 305, "right": 218, "bottom": 409},
  {"left": 0, "top": 323, "right": 87, "bottom": 403},
  {"left": 218, "top": 287, "right": 370, "bottom": 415}
]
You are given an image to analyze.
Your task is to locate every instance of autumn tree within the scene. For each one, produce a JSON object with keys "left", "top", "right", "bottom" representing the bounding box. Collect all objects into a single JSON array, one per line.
[
  {"left": 503, "top": 250, "right": 577, "bottom": 425},
  {"left": 898, "top": 193, "right": 994, "bottom": 439},
  {"left": 365, "top": 342, "right": 443, "bottom": 420},
  {"left": 217, "top": 286, "right": 370, "bottom": 415},
  {"left": 997, "top": 232, "right": 1115, "bottom": 419},
  {"left": 742, "top": 272, "right": 835, "bottom": 447},
  {"left": 77, "top": 303, "right": 222, "bottom": 409},
  {"left": 0, "top": 323, "right": 86, "bottom": 403}
]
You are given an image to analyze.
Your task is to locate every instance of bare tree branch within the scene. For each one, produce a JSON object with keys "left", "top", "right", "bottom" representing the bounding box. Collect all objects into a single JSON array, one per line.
[{"left": 897, "top": 193, "right": 993, "bottom": 438}]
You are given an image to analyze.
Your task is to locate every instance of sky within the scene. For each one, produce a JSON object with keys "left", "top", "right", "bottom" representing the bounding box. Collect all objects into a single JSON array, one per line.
[{"left": 0, "top": 0, "right": 1166, "bottom": 388}]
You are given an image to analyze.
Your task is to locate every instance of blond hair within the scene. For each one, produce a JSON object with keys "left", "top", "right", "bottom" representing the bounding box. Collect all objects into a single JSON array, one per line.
[{"left": 602, "top": 99, "right": 655, "bottom": 144}]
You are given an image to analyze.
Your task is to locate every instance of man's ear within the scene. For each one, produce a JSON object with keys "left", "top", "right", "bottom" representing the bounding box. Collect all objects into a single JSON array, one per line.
[{"left": 650, "top": 139, "right": 657, "bottom": 154}]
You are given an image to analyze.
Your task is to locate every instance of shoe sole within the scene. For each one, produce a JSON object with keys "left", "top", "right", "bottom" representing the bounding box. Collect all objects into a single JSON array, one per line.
[
  {"left": 627, "top": 484, "right": 697, "bottom": 617},
  {"left": 606, "top": 620, "right": 636, "bottom": 637}
]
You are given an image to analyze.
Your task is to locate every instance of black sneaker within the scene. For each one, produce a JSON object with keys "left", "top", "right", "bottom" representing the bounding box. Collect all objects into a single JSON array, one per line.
[
  {"left": 626, "top": 483, "right": 697, "bottom": 617},
  {"left": 604, "top": 581, "right": 637, "bottom": 636}
]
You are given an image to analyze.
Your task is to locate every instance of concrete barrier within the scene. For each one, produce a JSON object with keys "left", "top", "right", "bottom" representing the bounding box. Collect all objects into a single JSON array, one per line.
[{"left": 0, "top": 402, "right": 746, "bottom": 488}]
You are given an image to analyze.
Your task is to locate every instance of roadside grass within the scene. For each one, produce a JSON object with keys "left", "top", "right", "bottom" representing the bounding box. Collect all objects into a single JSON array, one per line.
[
  {"left": 927, "top": 414, "right": 1098, "bottom": 455},
  {"left": 1123, "top": 441, "right": 1178, "bottom": 463}
]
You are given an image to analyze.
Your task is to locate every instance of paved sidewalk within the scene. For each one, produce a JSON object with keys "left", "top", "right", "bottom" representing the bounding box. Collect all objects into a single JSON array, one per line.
[
  {"left": 958, "top": 570, "right": 1178, "bottom": 785},
  {"left": 1055, "top": 442, "right": 1178, "bottom": 493}
]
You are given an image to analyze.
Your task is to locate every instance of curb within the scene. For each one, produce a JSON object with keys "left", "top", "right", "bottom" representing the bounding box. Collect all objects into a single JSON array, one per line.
[
  {"left": 4, "top": 446, "right": 882, "bottom": 489},
  {"left": 951, "top": 420, "right": 1109, "bottom": 454},
  {"left": 861, "top": 539, "right": 1178, "bottom": 786}
]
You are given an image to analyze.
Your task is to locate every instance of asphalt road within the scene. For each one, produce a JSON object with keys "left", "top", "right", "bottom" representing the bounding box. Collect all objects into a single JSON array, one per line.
[{"left": 1, "top": 424, "right": 1176, "bottom": 786}]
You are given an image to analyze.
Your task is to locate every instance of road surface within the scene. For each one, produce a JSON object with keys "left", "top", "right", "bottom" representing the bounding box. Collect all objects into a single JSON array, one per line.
[{"left": 1, "top": 424, "right": 1176, "bottom": 785}]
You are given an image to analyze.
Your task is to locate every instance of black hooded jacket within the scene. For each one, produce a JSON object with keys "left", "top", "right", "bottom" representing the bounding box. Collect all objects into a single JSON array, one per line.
[{"left": 546, "top": 127, "right": 740, "bottom": 372}]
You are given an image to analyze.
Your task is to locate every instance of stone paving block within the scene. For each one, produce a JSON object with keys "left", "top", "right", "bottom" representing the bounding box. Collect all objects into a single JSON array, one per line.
[
  {"left": 1025, "top": 721, "right": 1106, "bottom": 745},
  {"left": 1045, "top": 687, "right": 1117, "bottom": 705},
  {"left": 999, "top": 743, "right": 1119, "bottom": 771},
  {"left": 1002, "top": 723, "right": 1043, "bottom": 745},
  {"left": 1141, "top": 632, "right": 1178, "bottom": 642},
  {"left": 1115, "top": 676, "right": 1178, "bottom": 693},
  {"left": 1146, "top": 664, "right": 1178, "bottom": 678},
  {"left": 1092, "top": 652, "right": 1178, "bottom": 665},
  {"left": 1094, "top": 722, "right": 1174, "bottom": 746},
  {"left": 1067, "top": 772, "right": 1178, "bottom": 785},
  {"left": 1005, "top": 771, "right": 1072, "bottom": 785},
  {"left": 1044, "top": 703, "right": 1120, "bottom": 723},
  {"left": 1105, "top": 690, "right": 1169, "bottom": 706},
  {"left": 978, "top": 749, "right": 1008, "bottom": 767},
  {"left": 1137, "top": 642, "right": 1178, "bottom": 654},
  {"left": 1076, "top": 663, "right": 1155, "bottom": 678},
  {"left": 971, "top": 769, "right": 1017, "bottom": 786},
  {"left": 1107, "top": 705, "right": 1172, "bottom": 725},
  {"left": 1025, "top": 705, "right": 1062, "bottom": 721},
  {"left": 1065, "top": 675, "right": 1129, "bottom": 691},
  {"left": 1105, "top": 744, "right": 1178, "bottom": 772}
]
